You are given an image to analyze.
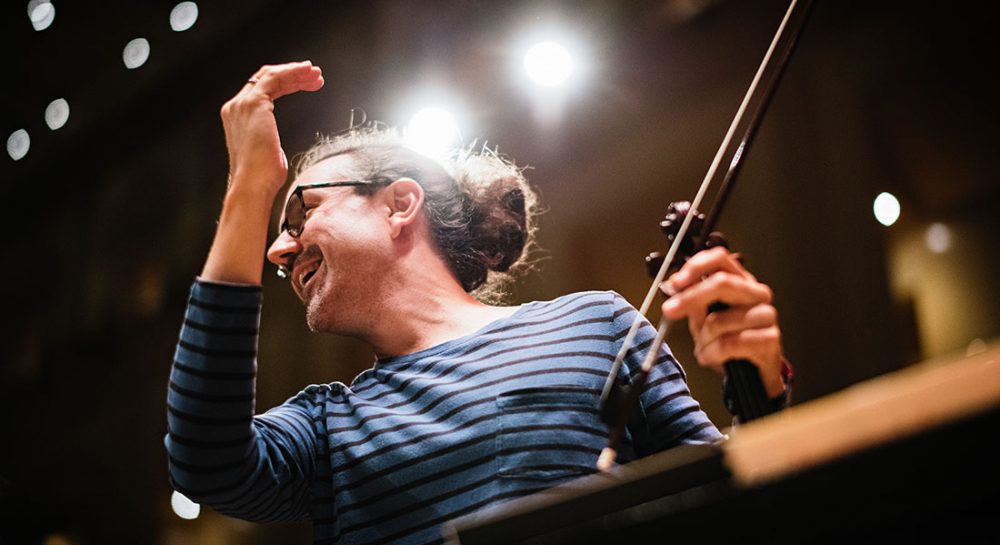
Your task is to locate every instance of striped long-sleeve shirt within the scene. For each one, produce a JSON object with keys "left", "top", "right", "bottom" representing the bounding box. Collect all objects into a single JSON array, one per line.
[{"left": 166, "top": 280, "right": 723, "bottom": 545}]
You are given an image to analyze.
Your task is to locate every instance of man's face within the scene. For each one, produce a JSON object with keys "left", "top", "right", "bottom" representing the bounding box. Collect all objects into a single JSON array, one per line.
[{"left": 266, "top": 154, "right": 391, "bottom": 334}]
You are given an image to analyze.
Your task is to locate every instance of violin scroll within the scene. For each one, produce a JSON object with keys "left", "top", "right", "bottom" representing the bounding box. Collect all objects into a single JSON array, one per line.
[{"left": 645, "top": 201, "right": 731, "bottom": 279}]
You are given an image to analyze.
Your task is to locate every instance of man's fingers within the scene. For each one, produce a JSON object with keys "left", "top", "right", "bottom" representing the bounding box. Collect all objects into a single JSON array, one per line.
[
  {"left": 218, "top": 61, "right": 321, "bottom": 194},
  {"left": 658, "top": 247, "right": 786, "bottom": 397},
  {"left": 299, "top": 71, "right": 325, "bottom": 92},
  {"left": 693, "top": 326, "right": 782, "bottom": 371},
  {"left": 693, "top": 325, "right": 785, "bottom": 396},
  {"left": 243, "top": 61, "right": 324, "bottom": 101},
  {"left": 260, "top": 64, "right": 324, "bottom": 100},
  {"left": 699, "top": 304, "right": 777, "bottom": 347},
  {"left": 663, "top": 271, "right": 772, "bottom": 320},
  {"left": 666, "top": 247, "right": 750, "bottom": 293}
]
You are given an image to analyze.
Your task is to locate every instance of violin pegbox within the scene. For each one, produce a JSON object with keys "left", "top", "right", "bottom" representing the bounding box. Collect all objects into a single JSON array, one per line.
[{"left": 644, "top": 201, "right": 730, "bottom": 279}]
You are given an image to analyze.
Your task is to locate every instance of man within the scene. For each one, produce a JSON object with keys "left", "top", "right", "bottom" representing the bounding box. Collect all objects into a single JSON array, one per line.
[{"left": 166, "top": 61, "right": 787, "bottom": 545}]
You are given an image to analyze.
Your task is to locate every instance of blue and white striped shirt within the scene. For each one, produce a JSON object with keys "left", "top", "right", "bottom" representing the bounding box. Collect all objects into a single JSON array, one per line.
[{"left": 166, "top": 280, "right": 723, "bottom": 545}]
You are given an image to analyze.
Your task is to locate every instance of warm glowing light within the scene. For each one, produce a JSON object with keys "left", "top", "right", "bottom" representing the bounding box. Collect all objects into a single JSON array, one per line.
[
  {"left": 171, "top": 491, "right": 200, "bottom": 520},
  {"left": 404, "top": 107, "right": 460, "bottom": 158},
  {"left": 512, "top": 27, "right": 591, "bottom": 128},
  {"left": 170, "top": 2, "right": 199, "bottom": 32},
  {"left": 28, "top": 0, "right": 55, "bottom": 31},
  {"left": 925, "top": 222, "right": 951, "bottom": 253},
  {"left": 45, "top": 98, "right": 70, "bottom": 130},
  {"left": 524, "top": 41, "right": 573, "bottom": 87},
  {"left": 123, "top": 38, "right": 151, "bottom": 69},
  {"left": 7, "top": 129, "right": 30, "bottom": 161},
  {"left": 966, "top": 338, "right": 987, "bottom": 357},
  {"left": 873, "top": 192, "right": 900, "bottom": 226},
  {"left": 42, "top": 534, "right": 73, "bottom": 545}
]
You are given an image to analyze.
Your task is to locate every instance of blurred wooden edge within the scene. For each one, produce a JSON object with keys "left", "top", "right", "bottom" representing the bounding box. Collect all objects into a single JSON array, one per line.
[{"left": 723, "top": 339, "right": 1000, "bottom": 487}]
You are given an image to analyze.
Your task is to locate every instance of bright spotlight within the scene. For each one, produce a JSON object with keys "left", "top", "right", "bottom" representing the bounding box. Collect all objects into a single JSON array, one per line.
[
  {"left": 28, "top": 0, "right": 55, "bottom": 31},
  {"left": 513, "top": 28, "right": 591, "bottom": 128},
  {"left": 7, "top": 129, "right": 30, "bottom": 161},
  {"left": 45, "top": 98, "right": 70, "bottom": 130},
  {"left": 524, "top": 42, "right": 573, "bottom": 87},
  {"left": 170, "top": 2, "right": 199, "bottom": 32},
  {"left": 873, "top": 192, "right": 900, "bottom": 227},
  {"left": 123, "top": 38, "right": 151, "bottom": 69},
  {"left": 925, "top": 222, "right": 951, "bottom": 253},
  {"left": 404, "top": 107, "right": 460, "bottom": 158},
  {"left": 171, "top": 491, "right": 200, "bottom": 520}
]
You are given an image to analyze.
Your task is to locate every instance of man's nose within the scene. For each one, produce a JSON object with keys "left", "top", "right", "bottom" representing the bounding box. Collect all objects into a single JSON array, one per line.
[{"left": 266, "top": 231, "right": 302, "bottom": 275}]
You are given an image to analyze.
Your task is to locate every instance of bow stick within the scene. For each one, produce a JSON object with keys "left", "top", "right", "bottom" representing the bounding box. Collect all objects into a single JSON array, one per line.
[{"left": 597, "top": 0, "right": 815, "bottom": 471}]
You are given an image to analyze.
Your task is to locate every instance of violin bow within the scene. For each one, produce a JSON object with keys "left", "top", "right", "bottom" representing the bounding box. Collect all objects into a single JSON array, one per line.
[{"left": 597, "top": 0, "right": 815, "bottom": 471}]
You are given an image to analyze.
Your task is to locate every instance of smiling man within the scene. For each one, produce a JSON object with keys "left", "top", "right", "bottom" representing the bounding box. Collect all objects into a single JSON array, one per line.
[{"left": 165, "top": 61, "right": 789, "bottom": 545}]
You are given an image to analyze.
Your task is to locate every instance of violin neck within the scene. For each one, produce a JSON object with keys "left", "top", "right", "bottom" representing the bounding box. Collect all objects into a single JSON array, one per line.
[{"left": 724, "top": 359, "right": 782, "bottom": 423}]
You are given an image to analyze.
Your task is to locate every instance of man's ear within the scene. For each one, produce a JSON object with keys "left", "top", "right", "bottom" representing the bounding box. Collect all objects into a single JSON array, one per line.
[{"left": 384, "top": 178, "right": 424, "bottom": 239}]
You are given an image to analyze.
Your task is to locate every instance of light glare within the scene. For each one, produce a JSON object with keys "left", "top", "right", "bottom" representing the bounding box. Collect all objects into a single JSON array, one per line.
[
  {"left": 45, "top": 98, "right": 70, "bottom": 130},
  {"left": 170, "top": 2, "right": 199, "bottom": 32},
  {"left": 7, "top": 129, "right": 30, "bottom": 161},
  {"left": 966, "top": 338, "right": 987, "bottom": 357},
  {"left": 925, "top": 222, "right": 951, "bottom": 253},
  {"left": 404, "top": 107, "right": 460, "bottom": 158},
  {"left": 524, "top": 42, "right": 573, "bottom": 87},
  {"left": 873, "top": 192, "right": 900, "bottom": 227},
  {"left": 28, "top": 1, "right": 55, "bottom": 31},
  {"left": 171, "top": 491, "right": 200, "bottom": 520},
  {"left": 123, "top": 38, "right": 151, "bottom": 69}
]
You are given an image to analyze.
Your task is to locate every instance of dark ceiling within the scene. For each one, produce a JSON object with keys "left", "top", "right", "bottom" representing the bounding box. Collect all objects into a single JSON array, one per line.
[{"left": 1, "top": 1, "right": 997, "bottom": 544}]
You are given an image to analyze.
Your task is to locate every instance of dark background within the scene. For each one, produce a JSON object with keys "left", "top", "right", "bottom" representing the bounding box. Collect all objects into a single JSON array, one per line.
[{"left": 2, "top": 1, "right": 997, "bottom": 544}]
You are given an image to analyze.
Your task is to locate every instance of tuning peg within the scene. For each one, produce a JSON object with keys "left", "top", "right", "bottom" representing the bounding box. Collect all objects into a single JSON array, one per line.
[
  {"left": 644, "top": 252, "right": 665, "bottom": 279},
  {"left": 704, "top": 231, "right": 730, "bottom": 250}
]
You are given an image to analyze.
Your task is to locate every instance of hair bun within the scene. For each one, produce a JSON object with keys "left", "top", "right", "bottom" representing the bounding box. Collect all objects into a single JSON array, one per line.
[
  {"left": 454, "top": 156, "right": 535, "bottom": 277},
  {"left": 472, "top": 179, "right": 526, "bottom": 272}
]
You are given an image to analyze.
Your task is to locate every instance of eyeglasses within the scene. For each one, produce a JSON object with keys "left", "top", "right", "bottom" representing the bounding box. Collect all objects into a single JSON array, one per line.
[
  {"left": 280, "top": 180, "right": 383, "bottom": 238},
  {"left": 275, "top": 178, "right": 391, "bottom": 280}
]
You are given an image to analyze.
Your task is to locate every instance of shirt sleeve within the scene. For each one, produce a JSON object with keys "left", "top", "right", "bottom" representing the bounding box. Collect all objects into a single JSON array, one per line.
[
  {"left": 165, "top": 279, "right": 319, "bottom": 522},
  {"left": 608, "top": 292, "right": 725, "bottom": 455}
]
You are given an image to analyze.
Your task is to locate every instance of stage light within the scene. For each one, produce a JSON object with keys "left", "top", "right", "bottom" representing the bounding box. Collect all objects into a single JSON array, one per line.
[
  {"left": 511, "top": 25, "right": 592, "bottom": 128},
  {"left": 404, "top": 107, "right": 461, "bottom": 158},
  {"left": 524, "top": 41, "right": 574, "bottom": 87},
  {"left": 45, "top": 98, "right": 70, "bottom": 130},
  {"left": 873, "top": 192, "right": 900, "bottom": 227},
  {"left": 511, "top": 22, "right": 591, "bottom": 91},
  {"left": 7, "top": 129, "right": 30, "bottom": 161},
  {"left": 170, "top": 2, "right": 199, "bottom": 32},
  {"left": 28, "top": 0, "right": 55, "bottom": 31},
  {"left": 925, "top": 222, "right": 951, "bottom": 253},
  {"left": 171, "top": 491, "right": 200, "bottom": 520},
  {"left": 123, "top": 38, "right": 150, "bottom": 69}
]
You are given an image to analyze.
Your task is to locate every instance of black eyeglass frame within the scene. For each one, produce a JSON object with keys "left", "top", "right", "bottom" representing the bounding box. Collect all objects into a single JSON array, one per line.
[{"left": 280, "top": 179, "right": 386, "bottom": 237}]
